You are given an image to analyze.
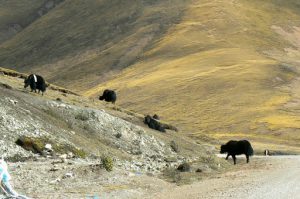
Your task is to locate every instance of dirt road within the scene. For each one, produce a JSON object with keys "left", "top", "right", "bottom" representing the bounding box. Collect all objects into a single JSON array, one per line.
[{"left": 148, "top": 156, "right": 300, "bottom": 199}]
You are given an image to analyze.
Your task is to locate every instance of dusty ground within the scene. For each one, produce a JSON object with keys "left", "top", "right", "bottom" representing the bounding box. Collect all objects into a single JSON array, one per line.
[
  {"left": 149, "top": 155, "right": 300, "bottom": 199},
  {"left": 0, "top": 70, "right": 224, "bottom": 199},
  {"left": 4, "top": 155, "right": 299, "bottom": 199}
]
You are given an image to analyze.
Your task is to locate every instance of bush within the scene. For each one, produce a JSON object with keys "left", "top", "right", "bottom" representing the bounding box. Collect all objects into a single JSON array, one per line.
[
  {"left": 15, "top": 136, "right": 45, "bottom": 154},
  {"left": 15, "top": 136, "right": 87, "bottom": 158},
  {"left": 101, "top": 155, "right": 113, "bottom": 172}
]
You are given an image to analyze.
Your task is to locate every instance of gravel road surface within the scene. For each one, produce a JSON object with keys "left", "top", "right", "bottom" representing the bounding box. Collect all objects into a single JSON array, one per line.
[{"left": 149, "top": 155, "right": 300, "bottom": 199}]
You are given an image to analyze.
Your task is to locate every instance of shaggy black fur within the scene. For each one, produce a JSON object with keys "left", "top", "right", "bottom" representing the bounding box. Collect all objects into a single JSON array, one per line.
[
  {"left": 144, "top": 115, "right": 166, "bottom": 132},
  {"left": 99, "top": 89, "right": 117, "bottom": 104},
  {"left": 24, "top": 74, "right": 47, "bottom": 95},
  {"left": 220, "top": 140, "right": 254, "bottom": 164},
  {"left": 153, "top": 114, "right": 160, "bottom": 120}
]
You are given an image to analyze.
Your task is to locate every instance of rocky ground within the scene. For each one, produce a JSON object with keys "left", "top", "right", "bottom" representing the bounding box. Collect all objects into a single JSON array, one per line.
[
  {"left": 0, "top": 72, "right": 225, "bottom": 198},
  {"left": 150, "top": 155, "right": 300, "bottom": 199}
]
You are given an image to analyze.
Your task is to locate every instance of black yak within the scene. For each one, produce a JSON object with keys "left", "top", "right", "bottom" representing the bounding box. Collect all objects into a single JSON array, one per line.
[
  {"left": 144, "top": 115, "right": 178, "bottom": 132},
  {"left": 24, "top": 74, "right": 47, "bottom": 95},
  {"left": 144, "top": 115, "right": 166, "bottom": 132},
  {"left": 99, "top": 89, "right": 117, "bottom": 104},
  {"left": 220, "top": 140, "right": 254, "bottom": 164}
]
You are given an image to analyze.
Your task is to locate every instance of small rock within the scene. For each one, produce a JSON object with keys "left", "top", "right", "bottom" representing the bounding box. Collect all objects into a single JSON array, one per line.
[
  {"left": 196, "top": 168, "right": 202, "bottom": 173},
  {"left": 50, "top": 178, "right": 61, "bottom": 184},
  {"left": 177, "top": 162, "right": 191, "bottom": 172},
  {"left": 115, "top": 133, "right": 122, "bottom": 138},
  {"left": 170, "top": 141, "right": 179, "bottom": 153},
  {"left": 63, "top": 172, "right": 74, "bottom": 178},
  {"left": 164, "top": 157, "right": 177, "bottom": 163},
  {"left": 50, "top": 165, "right": 60, "bottom": 172},
  {"left": 59, "top": 154, "right": 67, "bottom": 159},
  {"left": 67, "top": 160, "right": 74, "bottom": 165},
  {"left": 9, "top": 99, "right": 18, "bottom": 105},
  {"left": 67, "top": 152, "right": 74, "bottom": 159},
  {"left": 45, "top": 144, "right": 52, "bottom": 151}
]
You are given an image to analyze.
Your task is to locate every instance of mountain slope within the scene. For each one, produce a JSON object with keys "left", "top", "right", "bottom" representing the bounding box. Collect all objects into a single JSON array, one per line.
[
  {"left": 0, "top": 0, "right": 63, "bottom": 44},
  {"left": 85, "top": 0, "right": 300, "bottom": 150},
  {"left": 1, "top": 0, "right": 300, "bottom": 151},
  {"left": 0, "top": 0, "right": 189, "bottom": 91},
  {"left": 0, "top": 72, "right": 226, "bottom": 198}
]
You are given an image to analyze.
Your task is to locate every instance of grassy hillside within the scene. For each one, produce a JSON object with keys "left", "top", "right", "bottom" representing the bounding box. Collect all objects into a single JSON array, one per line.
[
  {"left": 0, "top": 0, "right": 189, "bottom": 91},
  {"left": 0, "top": 0, "right": 64, "bottom": 44},
  {"left": 85, "top": 0, "right": 300, "bottom": 152},
  {"left": 1, "top": 0, "right": 300, "bottom": 152}
]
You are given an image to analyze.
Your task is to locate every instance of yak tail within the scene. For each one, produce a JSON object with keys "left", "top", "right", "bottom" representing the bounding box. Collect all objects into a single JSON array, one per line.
[{"left": 248, "top": 145, "right": 254, "bottom": 156}]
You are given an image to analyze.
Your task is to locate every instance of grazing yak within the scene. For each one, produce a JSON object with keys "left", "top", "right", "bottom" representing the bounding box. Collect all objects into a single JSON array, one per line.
[
  {"left": 144, "top": 115, "right": 166, "bottom": 132},
  {"left": 24, "top": 74, "right": 47, "bottom": 95},
  {"left": 144, "top": 115, "right": 178, "bottom": 132},
  {"left": 220, "top": 140, "right": 254, "bottom": 165},
  {"left": 99, "top": 89, "right": 117, "bottom": 104}
]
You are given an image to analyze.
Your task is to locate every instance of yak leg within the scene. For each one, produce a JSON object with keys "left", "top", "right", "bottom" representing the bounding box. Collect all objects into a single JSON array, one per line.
[
  {"left": 225, "top": 154, "right": 230, "bottom": 160},
  {"left": 232, "top": 155, "right": 236, "bottom": 165},
  {"left": 246, "top": 155, "right": 249, "bottom": 163}
]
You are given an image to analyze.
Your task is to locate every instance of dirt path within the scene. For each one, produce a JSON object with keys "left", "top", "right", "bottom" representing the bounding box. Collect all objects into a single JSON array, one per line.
[{"left": 147, "top": 156, "right": 300, "bottom": 199}]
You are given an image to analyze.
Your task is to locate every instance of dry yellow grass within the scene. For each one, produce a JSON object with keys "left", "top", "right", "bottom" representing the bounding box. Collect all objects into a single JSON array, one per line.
[
  {"left": 84, "top": 0, "right": 300, "bottom": 152},
  {"left": 2, "top": 0, "right": 300, "bottom": 153},
  {"left": 0, "top": 0, "right": 48, "bottom": 43}
]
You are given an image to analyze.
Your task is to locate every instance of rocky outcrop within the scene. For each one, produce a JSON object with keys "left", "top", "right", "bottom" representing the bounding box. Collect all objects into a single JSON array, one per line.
[{"left": 0, "top": 87, "right": 187, "bottom": 173}]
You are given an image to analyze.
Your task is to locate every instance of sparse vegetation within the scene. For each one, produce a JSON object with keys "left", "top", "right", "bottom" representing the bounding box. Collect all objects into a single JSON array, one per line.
[
  {"left": 75, "top": 111, "right": 89, "bottom": 121},
  {"left": 0, "top": 82, "right": 12, "bottom": 89},
  {"left": 15, "top": 136, "right": 86, "bottom": 158},
  {"left": 16, "top": 136, "right": 45, "bottom": 154},
  {"left": 101, "top": 155, "right": 114, "bottom": 172},
  {"left": 2, "top": 1, "right": 300, "bottom": 152}
]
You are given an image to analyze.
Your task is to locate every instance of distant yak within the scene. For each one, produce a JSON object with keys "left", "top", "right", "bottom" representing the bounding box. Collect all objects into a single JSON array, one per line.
[
  {"left": 99, "top": 89, "right": 117, "bottom": 104},
  {"left": 144, "top": 115, "right": 178, "bottom": 133},
  {"left": 220, "top": 140, "right": 254, "bottom": 164},
  {"left": 144, "top": 115, "right": 166, "bottom": 132},
  {"left": 24, "top": 74, "right": 47, "bottom": 95}
]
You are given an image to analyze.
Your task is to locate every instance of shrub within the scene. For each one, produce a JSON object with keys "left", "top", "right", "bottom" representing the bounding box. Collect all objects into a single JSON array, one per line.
[
  {"left": 15, "top": 136, "right": 87, "bottom": 158},
  {"left": 15, "top": 136, "right": 45, "bottom": 154},
  {"left": 101, "top": 155, "right": 113, "bottom": 172}
]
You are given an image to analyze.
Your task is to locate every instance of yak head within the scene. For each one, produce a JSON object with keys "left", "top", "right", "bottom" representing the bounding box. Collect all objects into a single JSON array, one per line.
[
  {"left": 99, "top": 95, "right": 104, "bottom": 100},
  {"left": 24, "top": 75, "right": 32, "bottom": 88},
  {"left": 220, "top": 144, "right": 228, "bottom": 154}
]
